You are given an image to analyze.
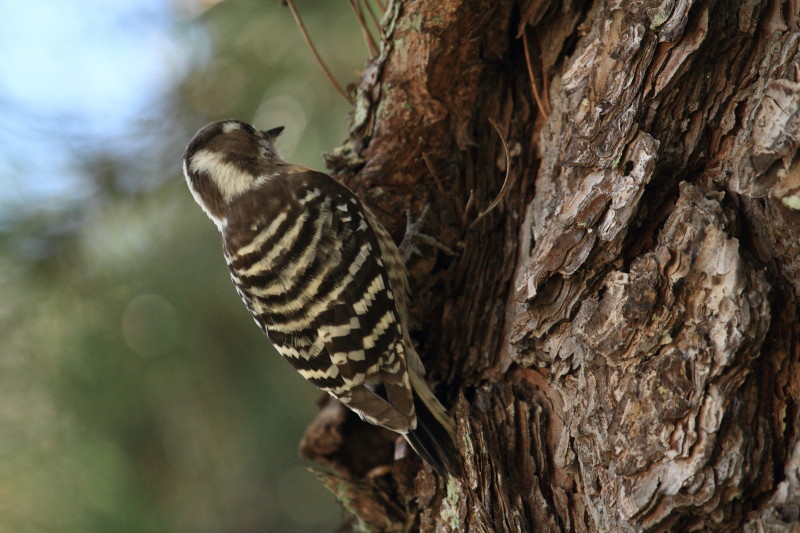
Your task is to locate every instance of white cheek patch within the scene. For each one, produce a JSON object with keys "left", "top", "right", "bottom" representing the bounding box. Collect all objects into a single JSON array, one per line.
[
  {"left": 187, "top": 182, "right": 226, "bottom": 231},
  {"left": 189, "top": 148, "right": 254, "bottom": 202},
  {"left": 183, "top": 153, "right": 228, "bottom": 232}
]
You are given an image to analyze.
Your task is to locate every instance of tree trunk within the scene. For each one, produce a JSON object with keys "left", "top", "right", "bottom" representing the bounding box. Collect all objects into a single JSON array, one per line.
[{"left": 300, "top": 0, "right": 800, "bottom": 531}]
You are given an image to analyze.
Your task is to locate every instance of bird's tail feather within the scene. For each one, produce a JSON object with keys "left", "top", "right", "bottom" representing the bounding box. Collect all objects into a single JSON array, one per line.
[{"left": 404, "top": 371, "right": 460, "bottom": 476}]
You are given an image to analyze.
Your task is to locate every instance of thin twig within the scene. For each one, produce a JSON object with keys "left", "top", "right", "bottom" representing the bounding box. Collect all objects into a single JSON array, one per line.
[
  {"left": 285, "top": 0, "right": 353, "bottom": 104},
  {"left": 522, "top": 31, "right": 548, "bottom": 119},
  {"left": 469, "top": 118, "right": 514, "bottom": 231},
  {"left": 462, "top": 190, "right": 475, "bottom": 229},
  {"left": 372, "top": 0, "right": 386, "bottom": 12},
  {"left": 422, "top": 152, "right": 446, "bottom": 197},
  {"left": 349, "top": 0, "right": 379, "bottom": 56},
  {"left": 361, "top": 0, "right": 383, "bottom": 37}
]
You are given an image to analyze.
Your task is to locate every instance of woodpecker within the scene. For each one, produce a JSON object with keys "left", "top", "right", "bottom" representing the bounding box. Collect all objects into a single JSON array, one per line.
[{"left": 182, "top": 119, "right": 458, "bottom": 474}]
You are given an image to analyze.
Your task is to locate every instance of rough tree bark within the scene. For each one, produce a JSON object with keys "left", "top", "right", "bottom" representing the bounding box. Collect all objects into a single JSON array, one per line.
[{"left": 299, "top": 0, "right": 800, "bottom": 531}]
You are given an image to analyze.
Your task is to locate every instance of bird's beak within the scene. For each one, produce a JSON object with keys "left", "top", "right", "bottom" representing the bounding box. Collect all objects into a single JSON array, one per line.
[{"left": 262, "top": 126, "right": 285, "bottom": 139}]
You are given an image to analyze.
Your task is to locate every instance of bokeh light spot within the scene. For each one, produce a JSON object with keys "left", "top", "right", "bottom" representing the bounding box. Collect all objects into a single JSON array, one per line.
[
  {"left": 122, "top": 294, "right": 179, "bottom": 357},
  {"left": 253, "top": 94, "right": 308, "bottom": 159}
]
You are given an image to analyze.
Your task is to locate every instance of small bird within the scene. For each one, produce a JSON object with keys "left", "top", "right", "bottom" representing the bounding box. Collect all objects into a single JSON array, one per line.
[{"left": 182, "top": 119, "right": 458, "bottom": 474}]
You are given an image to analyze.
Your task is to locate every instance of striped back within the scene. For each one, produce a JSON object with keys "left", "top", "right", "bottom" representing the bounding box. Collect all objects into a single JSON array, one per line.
[{"left": 221, "top": 169, "right": 416, "bottom": 431}]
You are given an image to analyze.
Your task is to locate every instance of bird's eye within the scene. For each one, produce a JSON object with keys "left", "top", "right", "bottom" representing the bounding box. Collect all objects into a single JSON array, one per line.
[{"left": 242, "top": 124, "right": 257, "bottom": 136}]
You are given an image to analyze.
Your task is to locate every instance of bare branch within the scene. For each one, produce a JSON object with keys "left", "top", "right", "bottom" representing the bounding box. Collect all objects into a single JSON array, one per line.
[
  {"left": 349, "top": 0, "right": 379, "bottom": 56},
  {"left": 361, "top": 0, "right": 383, "bottom": 39},
  {"left": 284, "top": 0, "right": 353, "bottom": 105}
]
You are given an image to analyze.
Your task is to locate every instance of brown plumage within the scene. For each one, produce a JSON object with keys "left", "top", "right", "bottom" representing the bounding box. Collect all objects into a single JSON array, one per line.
[{"left": 182, "top": 119, "right": 458, "bottom": 474}]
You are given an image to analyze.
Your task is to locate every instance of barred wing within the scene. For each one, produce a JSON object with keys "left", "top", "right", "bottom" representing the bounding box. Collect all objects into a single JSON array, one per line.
[{"left": 222, "top": 169, "right": 416, "bottom": 432}]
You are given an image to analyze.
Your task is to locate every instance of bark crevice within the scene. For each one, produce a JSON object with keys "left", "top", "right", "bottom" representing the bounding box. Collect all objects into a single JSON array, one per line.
[{"left": 301, "top": 1, "right": 800, "bottom": 530}]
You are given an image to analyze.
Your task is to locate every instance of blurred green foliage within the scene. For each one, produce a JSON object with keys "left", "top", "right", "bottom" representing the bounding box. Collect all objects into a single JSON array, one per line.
[{"left": 0, "top": 0, "right": 375, "bottom": 531}]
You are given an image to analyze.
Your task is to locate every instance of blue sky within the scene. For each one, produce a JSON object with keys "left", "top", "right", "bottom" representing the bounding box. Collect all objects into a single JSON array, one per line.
[{"left": 0, "top": 0, "right": 198, "bottom": 208}]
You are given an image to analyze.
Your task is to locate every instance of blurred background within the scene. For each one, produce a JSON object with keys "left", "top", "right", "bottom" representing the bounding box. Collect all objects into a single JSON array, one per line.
[{"left": 0, "top": 0, "right": 373, "bottom": 531}]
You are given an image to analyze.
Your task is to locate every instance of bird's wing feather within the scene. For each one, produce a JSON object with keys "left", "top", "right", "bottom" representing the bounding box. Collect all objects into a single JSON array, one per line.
[
  {"left": 232, "top": 169, "right": 416, "bottom": 431},
  {"left": 303, "top": 172, "right": 416, "bottom": 431}
]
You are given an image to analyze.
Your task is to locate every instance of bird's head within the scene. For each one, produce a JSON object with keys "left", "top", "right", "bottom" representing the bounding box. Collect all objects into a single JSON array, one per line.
[{"left": 182, "top": 119, "right": 285, "bottom": 228}]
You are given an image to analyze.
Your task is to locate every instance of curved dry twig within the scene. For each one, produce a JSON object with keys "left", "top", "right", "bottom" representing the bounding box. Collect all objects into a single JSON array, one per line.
[
  {"left": 468, "top": 117, "right": 514, "bottom": 231},
  {"left": 349, "top": 0, "right": 379, "bottom": 56},
  {"left": 284, "top": 0, "right": 353, "bottom": 105},
  {"left": 361, "top": 0, "right": 383, "bottom": 36}
]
